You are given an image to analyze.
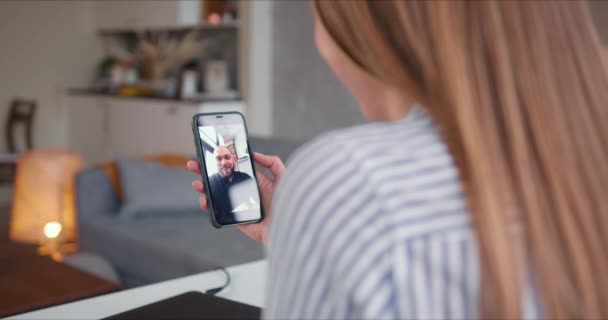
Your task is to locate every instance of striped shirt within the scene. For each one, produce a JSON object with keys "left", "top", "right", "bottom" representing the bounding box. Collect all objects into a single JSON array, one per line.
[{"left": 264, "top": 107, "right": 542, "bottom": 319}]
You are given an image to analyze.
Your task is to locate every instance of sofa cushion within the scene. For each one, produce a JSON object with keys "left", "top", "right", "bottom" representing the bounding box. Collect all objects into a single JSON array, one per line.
[
  {"left": 78, "top": 215, "right": 264, "bottom": 286},
  {"left": 116, "top": 158, "right": 200, "bottom": 219},
  {"left": 76, "top": 167, "right": 120, "bottom": 221},
  {"left": 99, "top": 153, "right": 195, "bottom": 200}
]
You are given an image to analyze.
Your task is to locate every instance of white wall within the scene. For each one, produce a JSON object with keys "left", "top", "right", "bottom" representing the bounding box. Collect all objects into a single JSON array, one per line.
[
  {"left": 0, "top": 1, "right": 100, "bottom": 151},
  {"left": 238, "top": 0, "right": 273, "bottom": 137}
]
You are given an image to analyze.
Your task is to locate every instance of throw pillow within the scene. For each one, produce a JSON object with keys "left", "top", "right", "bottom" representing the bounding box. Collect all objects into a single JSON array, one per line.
[{"left": 116, "top": 158, "right": 202, "bottom": 219}]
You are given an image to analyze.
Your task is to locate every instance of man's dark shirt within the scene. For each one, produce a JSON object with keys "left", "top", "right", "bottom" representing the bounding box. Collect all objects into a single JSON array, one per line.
[{"left": 208, "top": 171, "right": 254, "bottom": 224}]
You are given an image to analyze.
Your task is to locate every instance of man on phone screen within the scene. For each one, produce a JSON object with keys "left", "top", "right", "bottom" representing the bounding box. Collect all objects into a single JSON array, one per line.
[{"left": 208, "top": 145, "right": 258, "bottom": 222}]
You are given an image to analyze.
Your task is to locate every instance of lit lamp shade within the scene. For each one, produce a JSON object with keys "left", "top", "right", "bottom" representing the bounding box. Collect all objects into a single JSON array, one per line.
[{"left": 9, "top": 149, "right": 84, "bottom": 244}]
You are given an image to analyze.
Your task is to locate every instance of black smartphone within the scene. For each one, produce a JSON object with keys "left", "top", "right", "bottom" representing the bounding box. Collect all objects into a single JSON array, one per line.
[{"left": 191, "top": 112, "right": 264, "bottom": 228}]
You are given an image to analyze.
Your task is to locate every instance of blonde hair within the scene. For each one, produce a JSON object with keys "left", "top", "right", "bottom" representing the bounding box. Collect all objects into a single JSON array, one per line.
[{"left": 313, "top": 1, "right": 608, "bottom": 318}]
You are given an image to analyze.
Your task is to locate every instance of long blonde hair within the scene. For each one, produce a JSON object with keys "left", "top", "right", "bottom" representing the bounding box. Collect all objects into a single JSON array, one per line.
[{"left": 313, "top": 1, "right": 608, "bottom": 318}]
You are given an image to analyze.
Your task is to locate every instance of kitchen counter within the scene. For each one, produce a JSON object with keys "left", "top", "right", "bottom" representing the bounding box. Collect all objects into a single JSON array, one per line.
[
  {"left": 65, "top": 93, "right": 246, "bottom": 164},
  {"left": 68, "top": 89, "right": 241, "bottom": 106}
]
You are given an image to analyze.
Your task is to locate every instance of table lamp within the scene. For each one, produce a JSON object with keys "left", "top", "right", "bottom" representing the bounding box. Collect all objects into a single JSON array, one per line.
[{"left": 9, "top": 149, "right": 84, "bottom": 261}]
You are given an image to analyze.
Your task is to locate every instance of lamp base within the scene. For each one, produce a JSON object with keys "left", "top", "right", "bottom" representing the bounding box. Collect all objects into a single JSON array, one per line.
[{"left": 38, "top": 241, "right": 77, "bottom": 262}]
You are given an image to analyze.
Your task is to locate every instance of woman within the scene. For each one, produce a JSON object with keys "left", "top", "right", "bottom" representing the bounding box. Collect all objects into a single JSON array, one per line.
[{"left": 188, "top": 1, "right": 608, "bottom": 319}]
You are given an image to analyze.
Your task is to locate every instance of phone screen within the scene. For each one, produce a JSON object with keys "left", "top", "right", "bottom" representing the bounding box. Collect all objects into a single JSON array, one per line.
[{"left": 194, "top": 113, "right": 263, "bottom": 226}]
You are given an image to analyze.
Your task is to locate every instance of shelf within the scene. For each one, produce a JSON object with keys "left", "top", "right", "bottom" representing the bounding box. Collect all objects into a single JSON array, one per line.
[
  {"left": 97, "top": 21, "right": 240, "bottom": 36},
  {"left": 67, "top": 89, "right": 241, "bottom": 106}
]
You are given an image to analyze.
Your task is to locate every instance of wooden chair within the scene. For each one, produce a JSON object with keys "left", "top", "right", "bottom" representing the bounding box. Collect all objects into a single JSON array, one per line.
[{"left": 0, "top": 99, "right": 37, "bottom": 184}]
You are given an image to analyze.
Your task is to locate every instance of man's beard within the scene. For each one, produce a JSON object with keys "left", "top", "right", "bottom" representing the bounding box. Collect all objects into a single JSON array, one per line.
[{"left": 220, "top": 165, "right": 234, "bottom": 177}]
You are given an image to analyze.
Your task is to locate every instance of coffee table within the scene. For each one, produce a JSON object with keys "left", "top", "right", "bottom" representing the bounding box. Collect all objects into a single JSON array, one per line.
[
  {"left": 0, "top": 242, "right": 120, "bottom": 318},
  {"left": 7, "top": 260, "right": 267, "bottom": 319}
]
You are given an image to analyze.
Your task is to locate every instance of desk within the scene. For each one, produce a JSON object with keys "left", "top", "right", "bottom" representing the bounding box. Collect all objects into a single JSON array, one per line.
[{"left": 7, "top": 260, "right": 267, "bottom": 320}]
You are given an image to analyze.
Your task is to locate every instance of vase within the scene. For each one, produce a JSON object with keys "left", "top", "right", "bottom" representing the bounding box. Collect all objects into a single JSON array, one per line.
[{"left": 204, "top": 60, "right": 229, "bottom": 95}]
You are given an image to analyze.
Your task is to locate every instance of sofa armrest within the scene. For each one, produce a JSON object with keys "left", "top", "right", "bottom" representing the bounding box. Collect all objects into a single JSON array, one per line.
[{"left": 248, "top": 137, "right": 303, "bottom": 162}]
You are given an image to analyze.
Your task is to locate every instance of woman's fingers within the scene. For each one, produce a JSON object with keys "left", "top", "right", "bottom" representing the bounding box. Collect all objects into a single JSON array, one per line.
[
  {"left": 198, "top": 196, "right": 208, "bottom": 211},
  {"left": 188, "top": 161, "right": 207, "bottom": 211},
  {"left": 192, "top": 180, "right": 205, "bottom": 193},
  {"left": 186, "top": 160, "right": 201, "bottom": 174},
  {"left": 253, "top": 152, "right": 285, "bottom": 178},
  {"left": 255, "top": 168, "right": 272, "bottom": 183}
]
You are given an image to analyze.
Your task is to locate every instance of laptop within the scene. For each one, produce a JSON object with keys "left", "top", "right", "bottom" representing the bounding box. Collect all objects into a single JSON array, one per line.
[{"left": 103, "top": 291, "right": 261, "bottom": 319}]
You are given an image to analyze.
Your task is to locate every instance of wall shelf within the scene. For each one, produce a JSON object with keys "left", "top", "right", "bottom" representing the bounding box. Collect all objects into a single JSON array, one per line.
[
  {"left": 68, "top": 89, "right": 241, "bottom": 105},
  {"left": 97, "top": 21, "right": 240, "bottom": 36}
]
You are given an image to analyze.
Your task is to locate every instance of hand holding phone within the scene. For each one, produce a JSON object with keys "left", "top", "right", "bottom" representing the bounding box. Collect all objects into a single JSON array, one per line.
[
  {"left": 187, "top": 151, "right": 284, "bottom": 244},
  {"left": 191, "top": 112, "right": 285, "bottom": 234}
]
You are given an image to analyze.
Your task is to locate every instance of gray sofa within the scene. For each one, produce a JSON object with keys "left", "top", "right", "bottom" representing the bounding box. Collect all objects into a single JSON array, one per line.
[{"left": 75, "top": 137, "right": 301, "bottom": 288}]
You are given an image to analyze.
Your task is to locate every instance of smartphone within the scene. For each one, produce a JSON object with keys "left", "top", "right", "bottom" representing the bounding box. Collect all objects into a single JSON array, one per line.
[{"left": 191, "top": 112, "right": 264, "bottom": 228}]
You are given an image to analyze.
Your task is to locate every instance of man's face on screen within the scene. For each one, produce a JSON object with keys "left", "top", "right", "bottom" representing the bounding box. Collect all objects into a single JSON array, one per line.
[{"left": 215, "top": 146, "right": 235, "bottom": 177}]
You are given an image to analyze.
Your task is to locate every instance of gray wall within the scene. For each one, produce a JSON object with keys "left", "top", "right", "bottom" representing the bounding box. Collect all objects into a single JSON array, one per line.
[
  {"left": 271, "top": 1, "right": 364, "bottom": 141},
  {"left": 270, "top": 1, "right": 608, "bottom": 141},
  {"left": 590, "top": 1, "right": 608, "bottom": 44}
]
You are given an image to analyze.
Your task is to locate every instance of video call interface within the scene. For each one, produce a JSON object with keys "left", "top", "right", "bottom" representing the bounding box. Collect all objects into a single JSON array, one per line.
[{"left": 198, "top": 122, "right": 261, "bottom": 224}]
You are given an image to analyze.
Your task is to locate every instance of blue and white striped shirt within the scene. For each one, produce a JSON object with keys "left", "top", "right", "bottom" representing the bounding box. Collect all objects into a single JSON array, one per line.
[{"left": 264, "top": 107, "right": 541, "bottom": 319}]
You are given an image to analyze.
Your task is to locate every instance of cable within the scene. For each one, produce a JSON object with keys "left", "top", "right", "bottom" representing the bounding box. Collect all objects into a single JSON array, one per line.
[{"left": 205, "top": 267, "right": 231, "bottom": 295}]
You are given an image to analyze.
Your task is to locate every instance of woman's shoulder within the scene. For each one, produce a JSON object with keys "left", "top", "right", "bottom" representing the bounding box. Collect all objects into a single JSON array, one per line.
[
  {"left": 266, "top": 108, "right": 474, "bottom": 319},
  {"left": 272, "top": 106, "right": 469, "bottom": 243},
  {"left": 285, "top": 106, "right": 451, "bottom": 182}
]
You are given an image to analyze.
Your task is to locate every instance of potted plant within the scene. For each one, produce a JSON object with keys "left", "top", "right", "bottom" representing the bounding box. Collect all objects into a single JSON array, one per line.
[{"left": 137, "top": 30, "right": 202, "bottom": 97}]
